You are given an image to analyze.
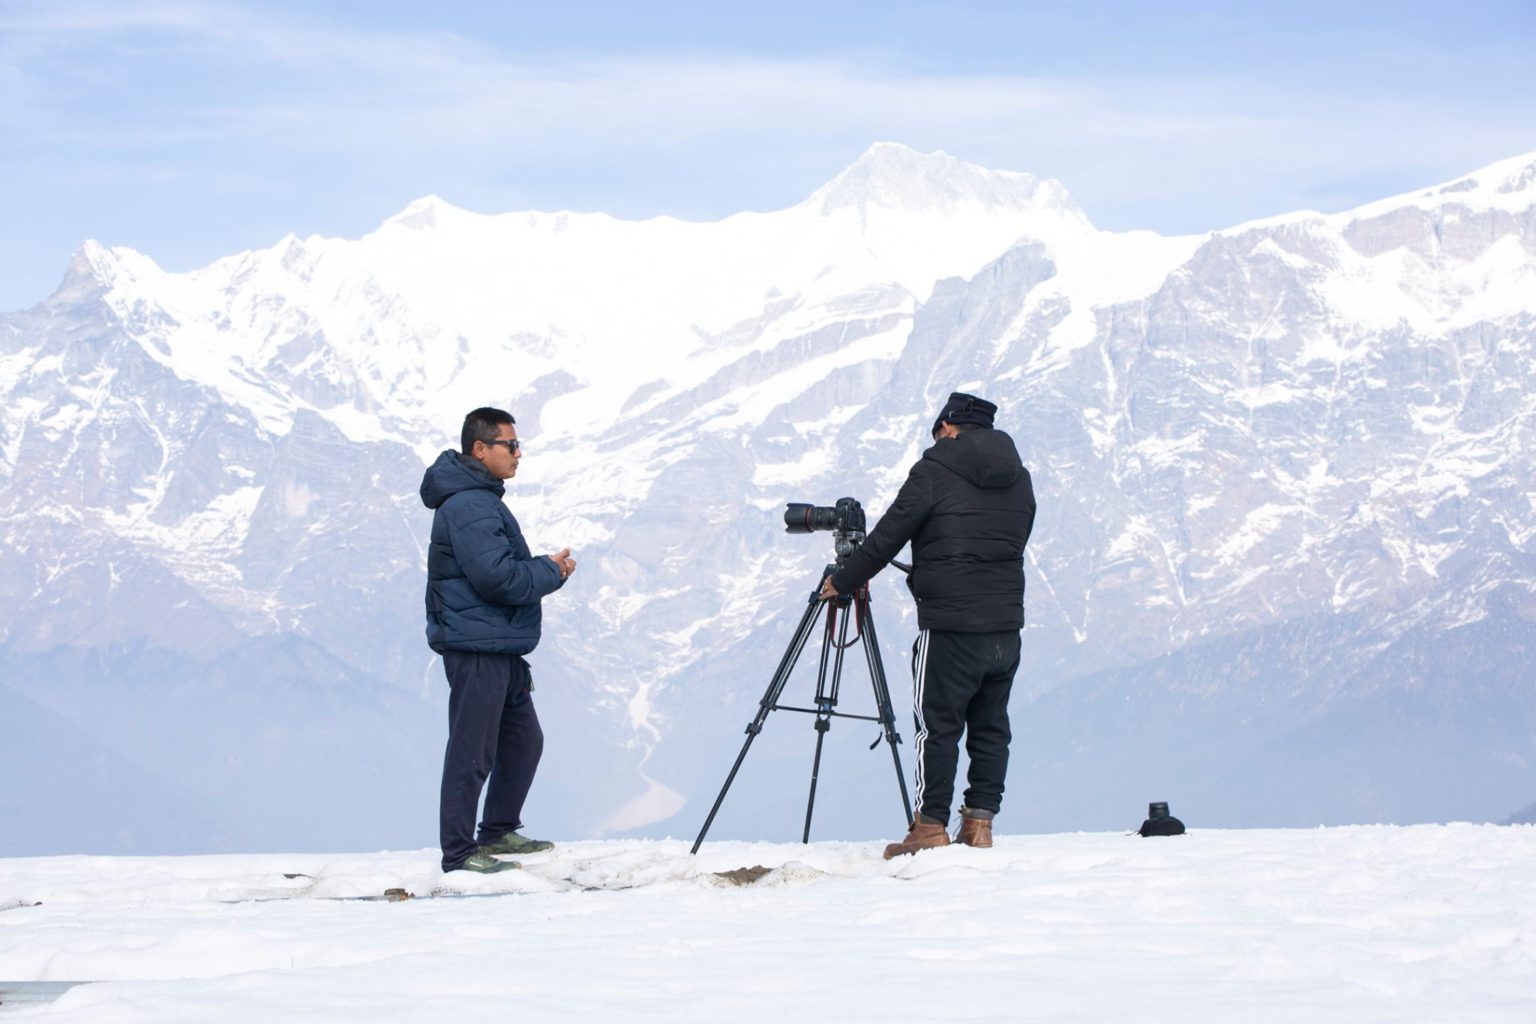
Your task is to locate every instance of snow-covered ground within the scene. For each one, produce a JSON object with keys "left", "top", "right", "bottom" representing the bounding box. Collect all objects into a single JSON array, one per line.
[{"left": 2, "top": 825, "right": 1534, "bottom": 1021}]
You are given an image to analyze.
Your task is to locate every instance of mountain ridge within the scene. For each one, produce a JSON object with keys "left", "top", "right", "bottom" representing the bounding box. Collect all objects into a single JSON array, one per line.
[{"left": 2, "top": 144, "right": 1533, "bottom": 852}]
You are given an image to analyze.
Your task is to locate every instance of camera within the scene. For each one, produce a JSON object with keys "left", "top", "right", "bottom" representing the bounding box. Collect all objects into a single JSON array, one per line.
[{"left": 784, "top": 497, "right": 866, "bottom": 560}]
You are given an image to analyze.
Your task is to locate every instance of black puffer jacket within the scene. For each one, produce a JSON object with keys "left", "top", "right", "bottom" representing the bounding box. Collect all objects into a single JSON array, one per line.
[{"left": 830, "top": 429, "right": 1035, "bottom": 632}]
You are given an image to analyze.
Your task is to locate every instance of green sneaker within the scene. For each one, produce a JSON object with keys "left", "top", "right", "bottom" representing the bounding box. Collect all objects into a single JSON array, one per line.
[
  {"left": 453, "top": 852, "right": 521, "bottom": 874},
  {"left": 479, "top": 831, "right": 555, "bottom": 856}
]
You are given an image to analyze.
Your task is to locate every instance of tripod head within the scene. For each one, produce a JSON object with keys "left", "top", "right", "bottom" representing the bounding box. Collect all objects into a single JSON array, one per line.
[{"left": 831, "top": 523, "right": 865, "bottom": 564}]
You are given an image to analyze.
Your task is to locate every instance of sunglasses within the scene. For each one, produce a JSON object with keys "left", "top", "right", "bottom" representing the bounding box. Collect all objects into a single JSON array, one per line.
[{"left": 483, "top": 439, "right": 521, "bottom": 453}]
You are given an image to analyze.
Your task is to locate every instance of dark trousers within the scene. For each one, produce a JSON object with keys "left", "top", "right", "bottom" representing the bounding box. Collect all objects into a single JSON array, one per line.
[
  {"left": 439, "top": 651, "right": 543, "bottom": 871},
  {"left": 911, "top": 628, "right": 1020, "bottom": 825}
]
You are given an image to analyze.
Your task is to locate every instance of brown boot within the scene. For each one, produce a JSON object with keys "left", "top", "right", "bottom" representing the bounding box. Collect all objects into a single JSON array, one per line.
[
  {"left": 955, "top": 806, "right": 994, "bottom": 848},
  {"left": 882, "top": 816, "right": 951, "bottom": 859}
]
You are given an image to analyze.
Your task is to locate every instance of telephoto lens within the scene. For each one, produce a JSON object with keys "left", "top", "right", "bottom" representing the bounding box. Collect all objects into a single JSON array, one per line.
[{"left": 784, "top": 502, "right": 839, "bottom": 534}]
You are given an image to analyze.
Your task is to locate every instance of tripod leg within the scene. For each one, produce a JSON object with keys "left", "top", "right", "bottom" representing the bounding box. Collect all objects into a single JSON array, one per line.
[
  {"left": 691, "top": 579, "right": 831, "bottom": 854},
  {"left": 802, "top": 716, "right": 830, "bottom": 843},
  {"left": 801, "top": 597, "right": 852, "bottom": 843},
  {"left": 691, "top": 730, "right": 764, "bottom": 855},
  {"left": 858, "top": 592, "right": 914, "bottom": 827}
]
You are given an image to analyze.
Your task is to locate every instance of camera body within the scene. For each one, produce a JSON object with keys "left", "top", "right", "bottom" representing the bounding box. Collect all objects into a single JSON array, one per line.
[{"left": 784, "top": 497, "right": 866, "bottom": 562}]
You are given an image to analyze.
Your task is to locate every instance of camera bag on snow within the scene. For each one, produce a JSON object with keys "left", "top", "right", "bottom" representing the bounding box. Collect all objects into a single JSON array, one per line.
[{"left": 1137, "top": 801, "right": 1186, "bottom": 837}]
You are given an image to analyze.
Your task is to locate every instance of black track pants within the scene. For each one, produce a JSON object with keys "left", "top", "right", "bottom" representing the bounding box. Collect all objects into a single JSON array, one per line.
[
  {"left": 439, "top": 651, "right": 544, "bottom": 871},
  {"left": 911, "top": 628, "right": 1020, "bottom": 825}
]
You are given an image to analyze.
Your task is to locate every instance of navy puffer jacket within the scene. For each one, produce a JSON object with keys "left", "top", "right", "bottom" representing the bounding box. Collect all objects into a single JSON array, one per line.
[{"left": 420, "top": 451, "right": 565, "bottom": 654}]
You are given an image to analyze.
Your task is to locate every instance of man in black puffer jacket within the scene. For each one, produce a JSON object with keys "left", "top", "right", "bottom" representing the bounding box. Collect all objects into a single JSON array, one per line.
[
  {"left": 421, "top": 407, "right": 576, "bottom": 874},
  {"left": 822, "top": 391, "right": 1035, "bottom": 858}
]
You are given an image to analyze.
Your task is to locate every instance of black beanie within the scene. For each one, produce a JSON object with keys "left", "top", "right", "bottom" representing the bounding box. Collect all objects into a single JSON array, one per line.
[{"left": 932, "top": 391, "right": 997, "bottom": 435}]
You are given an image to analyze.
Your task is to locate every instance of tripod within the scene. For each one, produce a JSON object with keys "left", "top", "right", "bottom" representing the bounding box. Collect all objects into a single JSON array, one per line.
[{"left": 691, "top": 562, "right": 913, "bottom": 853}]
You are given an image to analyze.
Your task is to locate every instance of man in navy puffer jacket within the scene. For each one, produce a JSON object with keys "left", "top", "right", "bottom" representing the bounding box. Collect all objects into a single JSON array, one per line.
[{"left": 421, "top": 407, "right": 576, "bottom": 874}]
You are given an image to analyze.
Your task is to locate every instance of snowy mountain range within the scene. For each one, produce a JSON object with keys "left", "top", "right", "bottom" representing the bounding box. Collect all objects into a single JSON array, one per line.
[{"left": 3, "top": 143, "right": 1534, "bottom": 855}]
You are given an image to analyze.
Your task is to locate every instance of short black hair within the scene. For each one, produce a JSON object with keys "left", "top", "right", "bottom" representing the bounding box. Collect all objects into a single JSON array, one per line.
[{"left": 462, "top": 407, "right": 515, "bottom": 455}]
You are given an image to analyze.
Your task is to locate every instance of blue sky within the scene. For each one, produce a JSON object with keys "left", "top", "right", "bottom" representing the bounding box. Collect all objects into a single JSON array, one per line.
[{"left": 2, "top": 0, "right": 1533, "bottom": 311}]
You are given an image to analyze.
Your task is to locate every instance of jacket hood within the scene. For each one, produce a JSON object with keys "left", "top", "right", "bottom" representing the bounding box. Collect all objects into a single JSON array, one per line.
[
  {"left": 923, "top": 428, "right": 1024, "bottom": 489},
  {"left": 420, "top": 450, "right": 504, "bottom": 509}
]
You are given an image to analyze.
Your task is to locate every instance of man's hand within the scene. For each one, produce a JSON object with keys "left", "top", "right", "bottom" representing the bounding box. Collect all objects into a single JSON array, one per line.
[
  {"left": 550, "top": 547, "right": 577, "bottom": 580},
  {"left": 818, "top": 576, "right": 839, "bottom": 601}
]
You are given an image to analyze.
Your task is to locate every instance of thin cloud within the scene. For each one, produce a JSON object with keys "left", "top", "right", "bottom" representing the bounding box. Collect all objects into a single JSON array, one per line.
[{"left": 4, "top": 2, "right": 1526, "bottom": 196}]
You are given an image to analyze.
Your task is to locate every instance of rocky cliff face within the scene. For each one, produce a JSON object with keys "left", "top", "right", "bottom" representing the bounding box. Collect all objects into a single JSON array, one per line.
[{"left": 3, "top": 145, "right": 1533, "bottom": 853}]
